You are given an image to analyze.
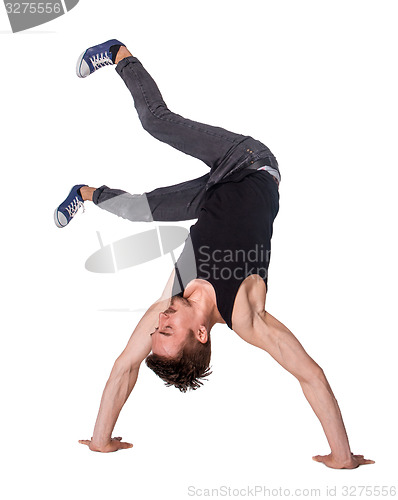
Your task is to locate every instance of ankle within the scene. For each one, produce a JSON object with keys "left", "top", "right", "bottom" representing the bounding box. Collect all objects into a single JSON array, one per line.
[
  {"left": 115, "top": 46, "right": 132, "bottom": 65},
  {"left": 80, "top": 186, "right": 95, "bottom": 202}
]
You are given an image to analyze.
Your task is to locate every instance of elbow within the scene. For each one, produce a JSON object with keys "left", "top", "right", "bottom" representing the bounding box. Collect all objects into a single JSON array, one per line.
[
  {"left": 112, "top": 357, "right": 136, "bottom": 378},
  {"left": 299, "top": 363, "right": 326, "bottom": 385}
]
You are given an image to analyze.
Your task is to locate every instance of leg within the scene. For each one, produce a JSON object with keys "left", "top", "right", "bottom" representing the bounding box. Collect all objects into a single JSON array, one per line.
[
  {"left": 81, "top": 174, "right": 209, "bottom": 222},
  {"left": 115, "top": 47, "right": 249, "bottom": 170},
  {"left": 76, "top": 42, "right": 279, "bottom": 191}
]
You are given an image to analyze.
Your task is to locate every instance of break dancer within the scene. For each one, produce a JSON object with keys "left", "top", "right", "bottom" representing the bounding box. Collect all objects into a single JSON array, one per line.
[{"left": 54, "top": 40, "right": 374, "bottom": 468}]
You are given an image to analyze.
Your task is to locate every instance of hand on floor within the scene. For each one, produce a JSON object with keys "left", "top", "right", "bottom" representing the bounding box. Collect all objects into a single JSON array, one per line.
[
  {"left": 312, "top": 452, "right": 375, "bottom": 469},
  {"left": 78, "top": 436, "right": 133, "bottom": 453}
]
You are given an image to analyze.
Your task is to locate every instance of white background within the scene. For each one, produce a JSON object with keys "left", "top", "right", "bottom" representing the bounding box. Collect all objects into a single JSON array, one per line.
[{"left": 1, "top": 1, "right": 397, "bottom": 499}]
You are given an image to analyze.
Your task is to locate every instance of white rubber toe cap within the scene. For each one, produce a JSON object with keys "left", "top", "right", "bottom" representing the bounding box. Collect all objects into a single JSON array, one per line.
[
  {"left": 76, "top": 51, "right": 90, "bottom": 78},
  {"left": 54, "top": 210, "right": 67, "bottom": 228}
]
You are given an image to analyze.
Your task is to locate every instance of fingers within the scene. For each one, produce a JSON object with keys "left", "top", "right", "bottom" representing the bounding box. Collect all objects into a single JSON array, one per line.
[
  {"left": 119, "top": 442, "right": 133, "bottom": 449},
  {"left": 113, "top": 437, "right": 133, "bottom": 449},
  {"left": 353, "top": 454, "right": 375, "bottom": 465}
]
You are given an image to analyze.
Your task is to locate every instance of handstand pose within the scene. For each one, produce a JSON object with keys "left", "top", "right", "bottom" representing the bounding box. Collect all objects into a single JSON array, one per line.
[{"left": 55, "top": 40, "right": 374, "bottom": 469}]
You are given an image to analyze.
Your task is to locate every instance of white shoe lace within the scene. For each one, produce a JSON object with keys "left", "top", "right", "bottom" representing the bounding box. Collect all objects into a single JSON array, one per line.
[
  {"left": 90, "top": 52, "right": 113, "bottom": 70},
  {"left": 65, "top": 197, "right": 85, "bottom": 219}
]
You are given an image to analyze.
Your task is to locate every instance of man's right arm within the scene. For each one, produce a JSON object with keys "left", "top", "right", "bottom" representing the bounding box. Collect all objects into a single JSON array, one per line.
[{"left": 79, "top": 269, "right": 176, "bottom": 452}]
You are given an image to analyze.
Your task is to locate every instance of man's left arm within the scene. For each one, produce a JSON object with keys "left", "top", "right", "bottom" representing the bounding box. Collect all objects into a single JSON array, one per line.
[{"left": 233, "top": 309, "right": 375, "bottom": 469}]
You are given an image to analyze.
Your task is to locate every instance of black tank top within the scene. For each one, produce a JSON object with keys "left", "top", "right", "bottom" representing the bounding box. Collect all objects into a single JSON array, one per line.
[{"left": 172, "top": 170, "right": 279, "bottom": 329}]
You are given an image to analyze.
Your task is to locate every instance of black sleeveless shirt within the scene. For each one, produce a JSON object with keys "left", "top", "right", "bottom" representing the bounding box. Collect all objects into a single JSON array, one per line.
[{"left": 172, "top": 170, "right": 279, "bottom": 329}]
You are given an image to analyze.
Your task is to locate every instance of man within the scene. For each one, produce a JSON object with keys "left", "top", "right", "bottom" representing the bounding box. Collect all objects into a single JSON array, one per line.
[{"left": 55, "top": 40, "right": 374, "bottom": 468}]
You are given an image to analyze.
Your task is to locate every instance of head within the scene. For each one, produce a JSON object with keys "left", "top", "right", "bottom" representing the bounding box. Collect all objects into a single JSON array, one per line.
[{"left": 145, "top": 294, "right": 212, "bottom": 392}]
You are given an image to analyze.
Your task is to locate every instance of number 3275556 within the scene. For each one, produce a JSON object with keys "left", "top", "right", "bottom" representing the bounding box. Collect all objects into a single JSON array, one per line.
[{"left": 5, "top": 3, "right": 62, "bottom": 14}]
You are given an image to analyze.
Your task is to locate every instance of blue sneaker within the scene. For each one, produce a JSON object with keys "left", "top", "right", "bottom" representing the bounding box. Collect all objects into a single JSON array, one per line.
[
  {"left": 54, "top": 184, "right": 87, "bottom": 228},
  {"left": 76, "top": 39, "right": 124, "bottom": 78}
]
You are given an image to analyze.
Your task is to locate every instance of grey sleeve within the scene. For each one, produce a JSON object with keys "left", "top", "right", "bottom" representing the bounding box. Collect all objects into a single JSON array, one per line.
[{"left": 92, "top": 173, "right": 209, "bottom": 222}]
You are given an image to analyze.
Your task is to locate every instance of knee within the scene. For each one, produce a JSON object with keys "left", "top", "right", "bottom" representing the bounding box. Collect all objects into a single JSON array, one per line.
[
  {"left": 138, "top": 108, "right": 154, "bottom": 133},
  {"left": 139, "top": 104, "right": 169, "bottom": 133}
]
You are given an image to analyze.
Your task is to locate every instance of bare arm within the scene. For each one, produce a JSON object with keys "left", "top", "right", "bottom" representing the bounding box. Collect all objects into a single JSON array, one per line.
[
  {"left": 234, "top": 309, "right": 374, "bottom": 469},
  {"left": 79, "top": 269, "right": 176, "bottom": 453}
]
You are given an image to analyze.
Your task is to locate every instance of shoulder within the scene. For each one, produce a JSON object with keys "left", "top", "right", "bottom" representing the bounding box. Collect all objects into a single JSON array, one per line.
[{"left": 231, "top": 274, "right": 267, "bottom": 332}]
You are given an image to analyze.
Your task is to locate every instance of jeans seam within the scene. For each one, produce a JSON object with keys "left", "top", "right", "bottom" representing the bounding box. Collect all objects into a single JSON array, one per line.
[
  {"left": 148, "top": 184, "right": 205, "bottom": 197},
  {"left": 123, "top": 61, "right": 240, "bottom": 145}
]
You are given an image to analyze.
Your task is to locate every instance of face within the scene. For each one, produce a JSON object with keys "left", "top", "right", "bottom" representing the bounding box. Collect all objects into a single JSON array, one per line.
[{"left": 150, "top": 296, "right": 201, "bottom": 358}]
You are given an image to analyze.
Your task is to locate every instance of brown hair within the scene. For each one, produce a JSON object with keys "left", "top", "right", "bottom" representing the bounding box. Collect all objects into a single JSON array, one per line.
[{"left": 145, "top": 329, "right": 212, "bottom": 392}]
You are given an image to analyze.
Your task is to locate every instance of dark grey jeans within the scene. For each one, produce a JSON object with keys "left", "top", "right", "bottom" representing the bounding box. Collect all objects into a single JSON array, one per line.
[{"left": 93, "top": 56, "right": 280, "bottom": 221}]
